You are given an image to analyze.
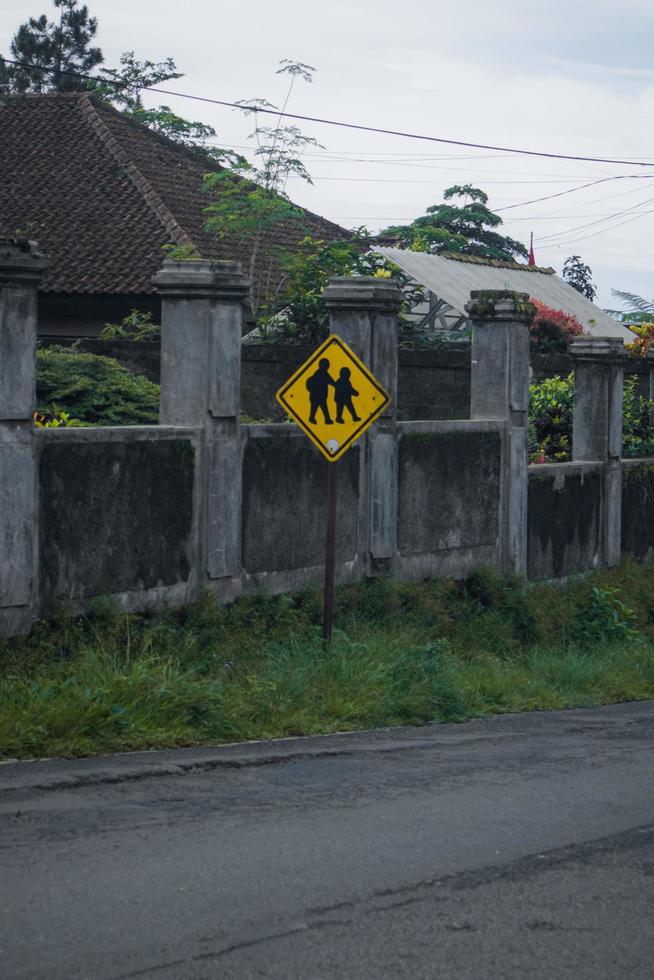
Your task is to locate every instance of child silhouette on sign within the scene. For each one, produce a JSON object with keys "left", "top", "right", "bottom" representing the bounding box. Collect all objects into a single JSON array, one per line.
[
  {"left": 306, "top": 358, "right": 335, "bottom": 424},
  {"left": 334, "top": 367, "right": 360, "bottom": 423}
]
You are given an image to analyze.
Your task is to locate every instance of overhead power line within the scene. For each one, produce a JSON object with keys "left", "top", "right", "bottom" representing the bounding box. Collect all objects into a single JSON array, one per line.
[
  {"left": 536, "top": 193, "right": 654, "bottom": 243},
  {"left": 4, "top": 57, "right": 654, "bottom": 168},
  {"left": 495, "top": 173, "right": 654, "bottom": 212},
  {"left": 288, "top": 175, "right": 592, "bottom": 185},
  {"left": 539, "top": 207, "right": 654, "bottom": 250}
]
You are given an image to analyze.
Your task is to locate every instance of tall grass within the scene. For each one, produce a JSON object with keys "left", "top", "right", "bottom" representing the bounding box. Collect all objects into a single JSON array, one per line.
[{"left": 2, "top": 559, "right": 654, "bottom": 759}]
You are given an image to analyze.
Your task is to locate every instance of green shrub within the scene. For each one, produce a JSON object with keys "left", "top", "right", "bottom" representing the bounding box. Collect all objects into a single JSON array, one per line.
[
  {"left": 623, "top": 375, "right": 654, "bottom": 458},
  {"left": 529, "top": 374, "right": 654, "bottom": 462},
  {"left": 529, "top": 299, "right": 585, "bottom": 353},
  {"left": 568, "top": 587, "right": 641, "bottom": 647},
  {"left": 36, "top": 346, "right": 159, "bottom": 426},
  {"left": 529, "top": 373, "right": 574, "bottom": 462}
]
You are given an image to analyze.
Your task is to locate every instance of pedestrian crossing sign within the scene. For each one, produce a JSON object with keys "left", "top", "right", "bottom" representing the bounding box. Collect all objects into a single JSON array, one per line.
[{"left": 275, "top": 334, "right": 390, "bottom": 462}]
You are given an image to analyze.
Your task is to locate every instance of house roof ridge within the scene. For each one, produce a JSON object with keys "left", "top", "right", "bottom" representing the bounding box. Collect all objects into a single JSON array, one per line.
[
  {"left": 0, "top": 91, "right": 87, "bottom": 100},
  {"left": 0, "top": 92, "right": 352, "bottom": 296},
  {"left": 440, "top": 251, "right": 556, "bottom": 275},
  {"left": 87, "top": 95, "right": 232, "bottom": 174},
  {"left": 78, "top": 93, "right": 194, "bottom": 249}
]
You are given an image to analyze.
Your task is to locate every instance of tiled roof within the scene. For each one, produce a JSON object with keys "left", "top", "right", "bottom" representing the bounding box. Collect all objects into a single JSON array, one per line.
[{"left": 0, "top": 93, "right": 348, "bottom": 295}]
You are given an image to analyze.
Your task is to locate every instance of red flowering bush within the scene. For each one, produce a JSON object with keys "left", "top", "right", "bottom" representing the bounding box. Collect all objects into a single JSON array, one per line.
[{"left": 529, "top": 299, "right": 586, "bottom": 353}]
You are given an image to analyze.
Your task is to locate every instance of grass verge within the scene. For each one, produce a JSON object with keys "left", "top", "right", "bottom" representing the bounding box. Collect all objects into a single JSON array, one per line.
[{"left": 2, "top": 559, "right": 654, "bottom": 759}]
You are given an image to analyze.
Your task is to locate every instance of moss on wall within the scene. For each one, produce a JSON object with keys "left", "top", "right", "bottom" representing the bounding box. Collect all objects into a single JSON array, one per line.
[{"left": 528, "top": 469, "right": 601, "bottom": 579}]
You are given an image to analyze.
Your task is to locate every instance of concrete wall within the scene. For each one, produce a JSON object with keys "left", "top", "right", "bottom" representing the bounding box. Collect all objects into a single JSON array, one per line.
[
  {"left": 241, "top": 426, "right": 361, "bottom": 589},
  {"left": 38, "top": 426, "right": 201, "bottom": 614},
  {"left": 621, "top": 458, "right": 654, "bottom": 561},
  {"left": 397, "top": 421, "right": 504, "bottom": 578},
  {"left": 2, "top": 243, "right": 654, "bottom": 639},
  {"left": 527, "top": 463, "right": 603, "bottom": 580}
]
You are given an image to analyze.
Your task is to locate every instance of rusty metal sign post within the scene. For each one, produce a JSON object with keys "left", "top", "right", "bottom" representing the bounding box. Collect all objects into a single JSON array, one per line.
[{"left": 276, "top": 334, "right": 390, "bottom": 649}]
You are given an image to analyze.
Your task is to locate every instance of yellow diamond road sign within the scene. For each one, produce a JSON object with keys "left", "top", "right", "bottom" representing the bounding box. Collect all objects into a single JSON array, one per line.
[{"left": 275, "top": 334, "right": 390, "bottom": 462}]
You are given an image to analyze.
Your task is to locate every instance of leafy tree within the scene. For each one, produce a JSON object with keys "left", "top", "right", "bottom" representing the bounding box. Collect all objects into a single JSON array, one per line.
[
  {"left": 95, "top": 51, "right": 180, "bottom": 110},
  {"left": 0, "top": 0, "right": 102, "bottom": 94},
  {"left": 562, "top": 254, "right": 596, "bottom": 300},
  {"left": 93, "top": 52, "right": 242, "bottom": 164},
  {"left": 204, "top": 60, "right": 323, "bottom": 314},
  {"left": 1, "top": 6, "right": 235, "bottom": 162},
  {"left": 380, "top": 185, "right": 528, "bottom": 263}
]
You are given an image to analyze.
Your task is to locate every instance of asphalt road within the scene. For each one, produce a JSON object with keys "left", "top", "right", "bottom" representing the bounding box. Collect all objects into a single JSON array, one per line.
[{"left": 1, "top": 701, "right": 654, "bottom": 979}]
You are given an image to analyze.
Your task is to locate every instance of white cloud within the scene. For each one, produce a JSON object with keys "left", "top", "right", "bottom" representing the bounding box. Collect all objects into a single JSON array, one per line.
[{"left": 542, "top": 56, "right": 654, "bottom": 80}]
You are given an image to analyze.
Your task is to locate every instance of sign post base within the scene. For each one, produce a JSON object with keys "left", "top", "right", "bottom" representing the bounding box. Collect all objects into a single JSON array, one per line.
[{"left": 322, "top": 461, "right": 338, "bottom": 651}]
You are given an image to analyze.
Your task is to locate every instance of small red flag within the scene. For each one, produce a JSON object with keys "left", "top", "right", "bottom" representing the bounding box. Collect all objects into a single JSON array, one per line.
[{"left": 528, "top": 232, "right": 536, "bottom": 267}]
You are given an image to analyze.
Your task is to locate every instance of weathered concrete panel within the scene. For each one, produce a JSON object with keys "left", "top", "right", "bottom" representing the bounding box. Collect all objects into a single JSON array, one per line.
[
  {"left": 397, "top": 354, "right": 470, "bottom": 421},
  {"left": 0, "top": 286, "right": 37, "bottom": 419},
  {"left": 527, "top": 464, "right": 602, "bottom": 580},
  {"left": 621, "top": 461, "right": 654, "bottom": 560},
  {"left": 0, "top": 428, "right": 36, "bottom": 608},
  {"left": 159, "top": 298, "right": 210, "bottom": 426},
  {"left": 207, "top": 420, "right": 241, "bottom": 579},
  {"left": 40, "top": 438, "right": 195, "bottom": 608},
  {"left": 370, "top": 431, "right": 396, "bottom": 558},
  {"left": 397, "top": 429, "right": 501, "bottom": 556},
  {"left": 470, "top": 326, "right": 509, "bottom": 421},
  {"left": 208, "top": 301, "right": 242, "bottom": 418},
  {"left": 242, "top": 434, "right": 359, "bottom": 573}
]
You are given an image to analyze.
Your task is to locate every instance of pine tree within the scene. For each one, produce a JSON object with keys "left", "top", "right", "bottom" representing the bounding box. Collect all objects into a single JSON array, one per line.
[
  {"left": 562, "top": 255, "right": 597, "bottom": 301},
  {"left": 2, "top": 0, "right": 103, "bottom": 94}
]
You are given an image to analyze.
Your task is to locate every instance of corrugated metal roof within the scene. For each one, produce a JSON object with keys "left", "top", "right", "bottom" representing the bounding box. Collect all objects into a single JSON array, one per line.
[{"left": 376, "top": 248, "right": 632, "bottom": 342}]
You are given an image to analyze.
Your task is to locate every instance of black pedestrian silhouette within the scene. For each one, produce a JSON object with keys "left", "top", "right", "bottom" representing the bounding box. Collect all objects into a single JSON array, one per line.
[
  {"left": 334, "top": 367, "right": 360, "bottom": 423},
  {"left": 306, "top": 358, "right": 335, "bottom": 424}
]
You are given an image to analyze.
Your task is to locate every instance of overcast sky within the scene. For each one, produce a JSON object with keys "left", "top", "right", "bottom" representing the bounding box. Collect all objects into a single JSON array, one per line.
[{"left": 3, "top": 0, "right": 654, "bottom": 308}]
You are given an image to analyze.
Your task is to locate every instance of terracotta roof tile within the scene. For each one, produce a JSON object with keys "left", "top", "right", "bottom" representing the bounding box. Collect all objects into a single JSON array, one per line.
[{"left": 0, "top": 93, "right": 348, "bottom": 296}]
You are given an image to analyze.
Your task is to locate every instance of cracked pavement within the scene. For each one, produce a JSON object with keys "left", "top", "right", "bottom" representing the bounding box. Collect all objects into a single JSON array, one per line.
[{"left": 1, "top": 701, "right": 654, "bottom": 978}]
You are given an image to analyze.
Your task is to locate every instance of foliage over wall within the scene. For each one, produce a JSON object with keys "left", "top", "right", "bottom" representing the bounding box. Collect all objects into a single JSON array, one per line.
[
  {"left": 253, "top": 235, "right": 433, "bottom": 347},
  {"left": 100, "top": 309, "right": 160, "bottom": 342},
  {"left": 36, "top": 346, "right": 159, "bottom": 426},
  {"left": 624, "top": 321, "right": 654, "bottom": 358},
  {"left": 529, "top": 300, "right": 586, "bottom": 354},
  {"left": 529, "top": 373, "right": 654, "bottom": 462}
]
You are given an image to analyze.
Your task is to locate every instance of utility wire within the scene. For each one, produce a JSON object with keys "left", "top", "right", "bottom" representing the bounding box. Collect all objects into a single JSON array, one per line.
[
  {"left": 539, "top": 207, "right": 654, "bottom": 250},
  {"left": 287, "top": 175, "right": 592, "bottom": 185},
  {"left": 537, "top": 196, "right": 654, "bottom": 243},
  {"left": 205, "top": 139, "right": 611, "bottom": 177},
  {"left": 4, "top": 57, "right": 654, "bottom": 168},
  {"left": 497, "top": 178, "right": 654, "bottom": 222},
  {"left": 495, "top": 174, "right": 654, "bottom": 212}
]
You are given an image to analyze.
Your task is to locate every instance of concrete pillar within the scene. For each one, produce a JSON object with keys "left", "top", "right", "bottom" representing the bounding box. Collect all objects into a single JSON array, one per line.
[
  {"left": 322, "top": 276, "right": 403, "bottom": 569},
  {"left": 153, "top": 259, "right": 249, "bottom": 580},
  {"left": 0, "top": 239, "right": 49, "bottom": 636},
  {"left": 466, "top": 290, "right": 535, "bottom": 576},
  {"left": 570, "top": 336, "right": 624, "bottom": 566}
]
